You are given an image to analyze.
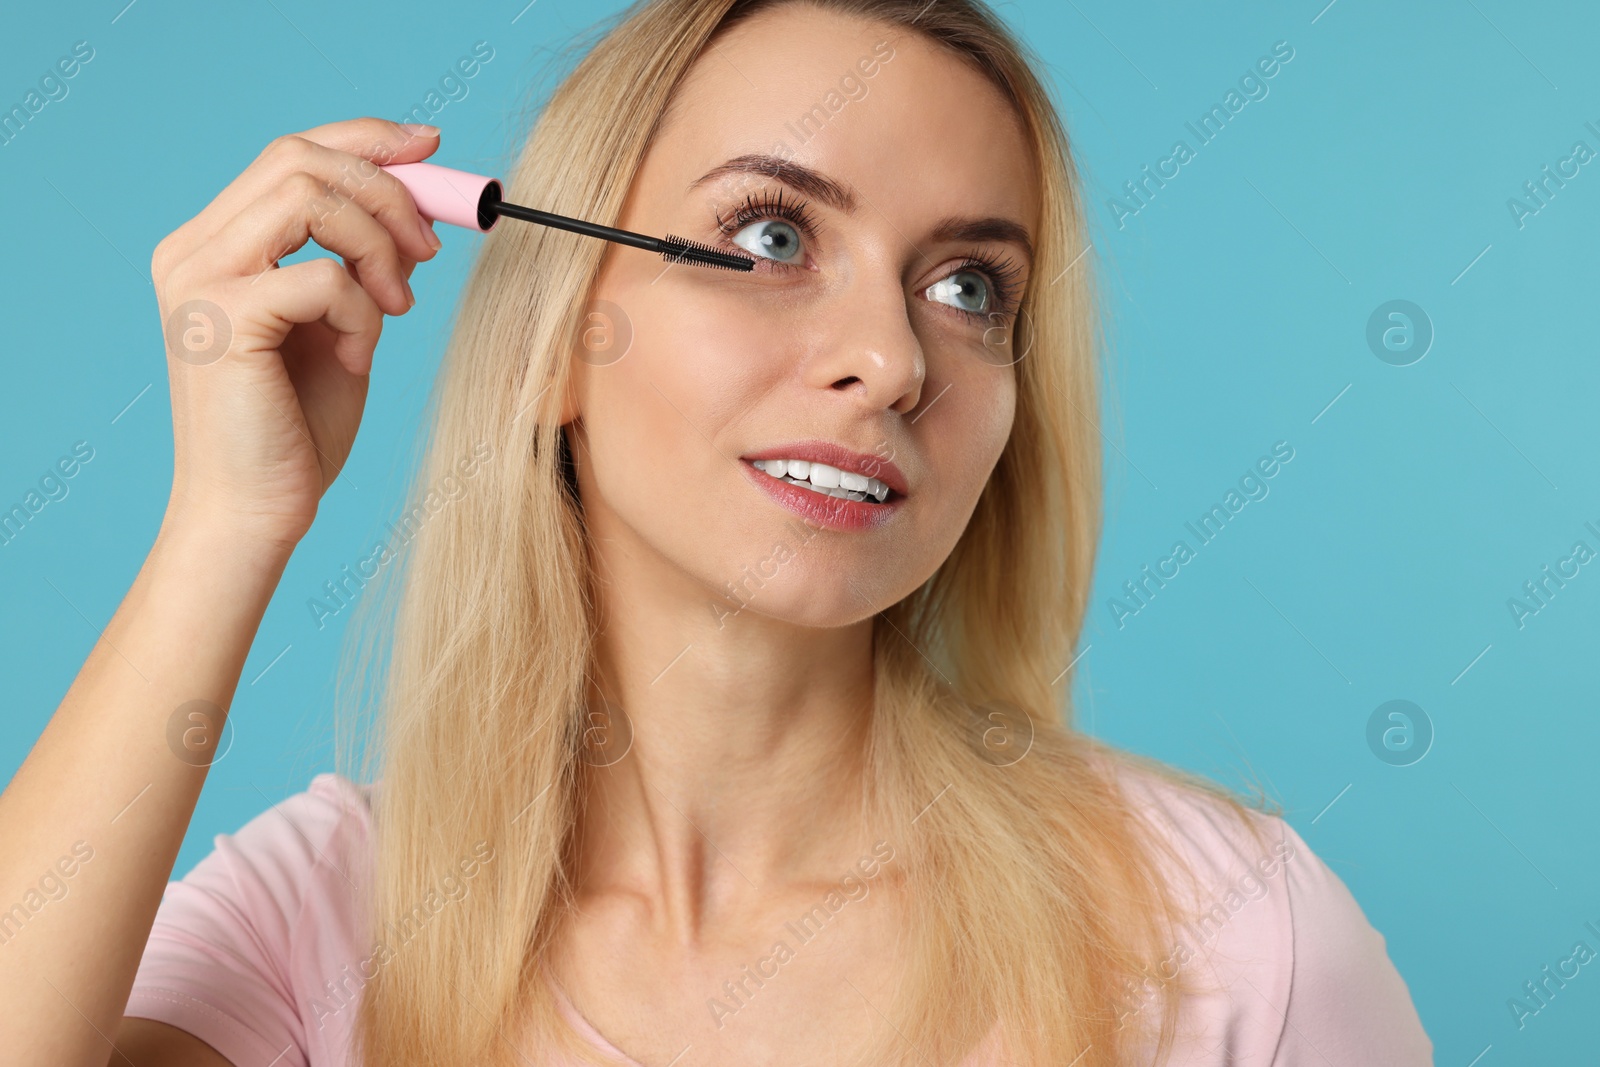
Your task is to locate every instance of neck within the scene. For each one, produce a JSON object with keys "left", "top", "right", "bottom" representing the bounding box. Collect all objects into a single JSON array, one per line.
[{"left": 572, "top": 547, "right": 880, "bottom": 945}]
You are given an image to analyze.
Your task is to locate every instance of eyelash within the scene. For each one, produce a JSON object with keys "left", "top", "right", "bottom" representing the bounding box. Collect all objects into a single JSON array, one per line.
[{"left": 712, "top": 189, "right": 1026, "bottom": 320}]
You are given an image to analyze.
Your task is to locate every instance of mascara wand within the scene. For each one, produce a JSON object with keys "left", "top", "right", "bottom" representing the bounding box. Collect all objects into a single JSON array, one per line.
[{"left": 380, "top": 161, "right": 755, "bottom": 272}]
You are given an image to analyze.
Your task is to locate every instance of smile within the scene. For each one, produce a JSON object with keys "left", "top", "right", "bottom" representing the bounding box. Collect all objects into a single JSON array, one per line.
[{"left": 750, "top": 458, "right": 892, "bottom": 503}]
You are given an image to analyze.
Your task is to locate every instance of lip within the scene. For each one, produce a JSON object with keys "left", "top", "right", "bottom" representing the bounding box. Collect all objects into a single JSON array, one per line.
[
  {"left": 739, "top": 460, "right": 905, "bottom": 531},
  {"left": 740, "top": 439, "right": 908, "bottom": 497}
]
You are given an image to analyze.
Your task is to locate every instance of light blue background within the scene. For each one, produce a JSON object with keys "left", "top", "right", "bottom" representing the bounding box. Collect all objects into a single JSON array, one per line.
[{"left": 3, "top": 1, "right": 1595, "bottom": 1060}]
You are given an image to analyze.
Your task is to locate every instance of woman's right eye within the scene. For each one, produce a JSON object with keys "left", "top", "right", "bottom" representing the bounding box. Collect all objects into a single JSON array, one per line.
[{"left": 730, "top": 219, "right": 805, "bottom": 264}]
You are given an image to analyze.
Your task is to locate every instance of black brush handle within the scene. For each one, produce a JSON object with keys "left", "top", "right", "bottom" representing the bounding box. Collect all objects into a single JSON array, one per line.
[{"left": 491, "top": 202, "right": 754, "bottom": 272}]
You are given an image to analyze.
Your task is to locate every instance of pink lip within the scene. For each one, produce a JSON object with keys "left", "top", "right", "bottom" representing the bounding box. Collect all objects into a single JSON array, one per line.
[
  {"left": 740, "top": 439, "right": 908, "bottom": 497},
  {"left": 739, "top": 460, "right": 905, "bottom": 531}
]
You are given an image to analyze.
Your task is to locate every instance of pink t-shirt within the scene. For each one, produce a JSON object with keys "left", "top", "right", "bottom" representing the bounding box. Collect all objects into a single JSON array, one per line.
[{"left": 124, "top": 765, "right": 1433, "bottom": 1065}]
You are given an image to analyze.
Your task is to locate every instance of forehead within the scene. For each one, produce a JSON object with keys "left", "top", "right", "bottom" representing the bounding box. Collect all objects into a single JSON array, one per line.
[{"left": 648, "top": 4, "right": 1039, "bottom": 236}]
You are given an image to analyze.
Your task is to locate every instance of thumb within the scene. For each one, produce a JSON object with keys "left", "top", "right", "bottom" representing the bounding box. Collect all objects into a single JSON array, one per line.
[
  {"left": 296, "top": 116, "right": 441, "bottom": 169},
  {"left": 384, "top": 122, "right": 443, "bottom": 164}
]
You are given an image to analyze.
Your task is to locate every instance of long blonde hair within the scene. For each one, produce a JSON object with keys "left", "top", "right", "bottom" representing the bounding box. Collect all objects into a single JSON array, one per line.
[{"left": 335, "top": 1, "right": 1276, "bottom": 1063}]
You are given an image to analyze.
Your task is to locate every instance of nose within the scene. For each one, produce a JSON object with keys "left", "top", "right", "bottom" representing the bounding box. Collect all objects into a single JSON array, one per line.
[{"left": 802, "top": 272, "right": 926, "bottom": 416}]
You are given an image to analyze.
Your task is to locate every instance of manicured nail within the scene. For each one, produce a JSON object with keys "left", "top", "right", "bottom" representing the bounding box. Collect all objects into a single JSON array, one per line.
[
  {"left": 403, "top": 278, "right": 416, "bottom": 308},
  {"left": 399, "top": 122, "right": 439, "bottom": 138},
  {"left": 421, "top": 218, "right": 442, "bottom": 251}
]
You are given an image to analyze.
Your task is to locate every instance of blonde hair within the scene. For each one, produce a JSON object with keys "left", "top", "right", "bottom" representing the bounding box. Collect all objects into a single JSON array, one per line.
[{"left": 335, "top": 1, "right": 1277, "bottom": 1064}]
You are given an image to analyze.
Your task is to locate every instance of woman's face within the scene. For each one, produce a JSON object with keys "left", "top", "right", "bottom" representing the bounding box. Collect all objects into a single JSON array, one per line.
[{"left": 562, "top": 5, "right": 1039, "bottom": 630}]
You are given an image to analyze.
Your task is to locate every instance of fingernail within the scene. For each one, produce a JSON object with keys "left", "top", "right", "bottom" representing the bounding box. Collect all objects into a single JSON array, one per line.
[
  {"left": 403, "top": 278, "right": 416, "bottom": 308},
  {"left": 420, "top": 218, "right": 442, "bottom": 251},
  {"left": 399, "top": 122, "right": 439, "bottom": 139}
]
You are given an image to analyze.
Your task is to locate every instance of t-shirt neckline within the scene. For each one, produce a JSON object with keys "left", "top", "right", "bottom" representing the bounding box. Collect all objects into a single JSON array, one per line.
[{"left": 548, "top": 975, "right": 649, "bottom": 1066}]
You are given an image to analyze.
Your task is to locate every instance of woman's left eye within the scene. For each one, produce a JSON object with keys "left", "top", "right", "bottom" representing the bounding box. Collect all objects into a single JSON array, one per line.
[
  {"left": 925, "top": 270, "right": 992, "bottom": 315},
  {"left": 731, "top": 219, "right": 805, "bottom": 263}
]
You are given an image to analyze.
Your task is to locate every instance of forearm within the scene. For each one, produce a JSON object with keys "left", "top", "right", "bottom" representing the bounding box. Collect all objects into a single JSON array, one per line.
[{"left": 0, "top": 515, "right": 291, "bottom": 1067}]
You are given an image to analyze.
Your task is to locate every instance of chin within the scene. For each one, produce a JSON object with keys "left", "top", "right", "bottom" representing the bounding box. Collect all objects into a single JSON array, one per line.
[{"left": 705, "top": 571, "right": 890, "bottom": 632}]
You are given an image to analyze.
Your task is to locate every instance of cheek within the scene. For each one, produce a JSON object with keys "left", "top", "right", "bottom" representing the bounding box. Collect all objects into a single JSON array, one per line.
[
  {"left": 577, "top": 288, "right": 797, "bottom": 551},
  {"left": 977, "top": 370, "right": 1018, "bottom": 465},
  {"left": 627, "top": 290, "right": 792, "bottom": 458},
  {"left": 928, "top": 360, "right": 1015, "bottom": 490}
]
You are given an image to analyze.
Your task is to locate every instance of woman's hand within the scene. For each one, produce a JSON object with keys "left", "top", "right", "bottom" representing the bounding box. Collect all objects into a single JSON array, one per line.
[{"left": 152, "top": 116, "right": 444, "bottom": 556}]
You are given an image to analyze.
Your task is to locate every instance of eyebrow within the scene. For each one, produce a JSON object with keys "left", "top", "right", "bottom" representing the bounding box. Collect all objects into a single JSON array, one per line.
[
  {"left": 930, "top": 215, "right": 1034, "bottom": 267},
  {"left": 688, "top": 153, "right": 1034, "bottom": 266},
  {"left": 689, "top": 154, "right": 858, "bottom": 213}
]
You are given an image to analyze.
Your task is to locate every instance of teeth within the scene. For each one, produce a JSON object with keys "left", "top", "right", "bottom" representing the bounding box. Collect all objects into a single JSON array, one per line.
[
  {"left": 752, "top": 459, "right": 892, "bottom": 502},
  {"left": 807, "top": 463, "right": 840, "bottom": 489}
]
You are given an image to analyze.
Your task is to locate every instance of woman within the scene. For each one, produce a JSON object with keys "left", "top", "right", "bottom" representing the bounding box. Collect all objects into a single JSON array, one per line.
[{"left": 0, "top": 0, "right": 1433, "bottom": 1064}]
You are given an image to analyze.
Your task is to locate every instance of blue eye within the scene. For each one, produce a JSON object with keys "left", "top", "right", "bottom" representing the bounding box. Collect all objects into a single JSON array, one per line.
[
  {"left": 925, "top": 271, "right": 992, "bottom": 315},
  {"left": 731, "top": 219, "right": 804, "bottom": 263}
]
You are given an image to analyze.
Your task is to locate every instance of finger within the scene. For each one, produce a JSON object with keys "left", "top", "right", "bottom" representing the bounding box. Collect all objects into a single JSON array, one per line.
[
  {"left": 164, "top": 118, "right": 440, "bottom": 268},
  {"left": 179, "top": 170, "right": 412, "bottom": 316},
  {"left": 354, "top": 253, "right": 418, "bottom": 286},
  {"left": 231, "top": 256, "right": 385, "bottom": 377},
  {"left": 344, "top": 253, "right": 419, "bottom": 308},
  {"left": 346, "top": 252, "right": 418, "bottom": 286}
]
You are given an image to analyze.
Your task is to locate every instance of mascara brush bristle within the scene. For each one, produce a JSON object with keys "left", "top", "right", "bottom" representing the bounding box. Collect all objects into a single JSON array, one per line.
[{"left": 660, "top": 234, "right": 755, "bottom": 271}]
